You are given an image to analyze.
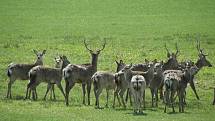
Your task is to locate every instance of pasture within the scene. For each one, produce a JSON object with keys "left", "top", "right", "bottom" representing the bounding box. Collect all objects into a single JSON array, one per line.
[{"left": 0, "top": 0, "right": 215, "bottom": 121}]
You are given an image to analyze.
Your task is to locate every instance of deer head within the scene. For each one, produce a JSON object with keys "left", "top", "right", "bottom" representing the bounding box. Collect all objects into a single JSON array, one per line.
[
  {"left": 33, "top": 49, "right": 46, "bottom": 65},
  {"left": 115, "top": 60, "right": 126, "bottom": 72},
  {"left": 83, "top": 38, "right": 106, "bottom": 69},
  {"left": 196, "top": 38, "right": 212, "bottom": 68},
  {"left": 165, "top": 43, "right": 179, "bottom": 60},
  {"left": 163, "top": 43, "right": 179, "bottom": 70},
  {"left": 121, "top": 63, "right": 133, "bottom": 73},
  {"left": 84, "top": 38, "right": 106, "bottom": 56}
]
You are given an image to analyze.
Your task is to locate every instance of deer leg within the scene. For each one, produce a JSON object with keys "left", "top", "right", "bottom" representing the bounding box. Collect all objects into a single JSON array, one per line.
[
  {"left": 94, "top": 88, "right": 98, "bottom": 106},
  {"left": 129, "top": 89, "right": 133, "bottom": 106},
  {"left": 105, "top": 89, "right": 109, "bottom": 108},
  {"left": 25, "top": 82, "right": 30, "bottom": 100},
  {"left": 44, "top": 83, "right": 52, "bottom": 100},
  {"left": 65, "top": 81, "right": 75, "bottom": 106},
  {"left": 25, "top": 80, "right": 34, "bottom": 99},
  {"left": 52, "top": 84, "right": 56, "bottom": 100},
  {"left": 50, "top": 84, "right": 53, "bottom": 100},
  {"left": 189, "top": 78, "right": 200, "bottom": 100},
  {"left": 7, "top": 78, "right": 15, "bottom": 99},
  {"left": 125, "top": 88, "right": 129, "bottom": 103},
  {"left": 143, "top": 90, "right": 146, "bottom": 109},
  {"left": 95, "top": 88, "right": 103, "bottom": 109},
  {"left": 35, "top": 88, "right": 38, "bottom": 100},
  {"left": 159, "top": 82, "right": 164, "bottom": 100},
  {"left": 171, "top": 92, "right": 175, "bottom": 113},
  {"left": 56, "top": 82, "right": 66, "bottom": 99},
  {"left": 119, "top": 88, "right": 127, "bottom": 109},
  {"left": 113, "top": 87, "right": 119, "bottom": 108},
  {"left": 82, "top": 84, "right": 86, "bottom": 105},
  {"left": 150, "top": 88, "right": 154, "bottom": 107},
  {"left": 87, "top": 83, "right": 92, "bottom": 105},
  {"left": 155, "top": 89, "right": 158, "bottom": 107},
  {"left": 164, "top": 91, "right": 168, "bottom": 113}
]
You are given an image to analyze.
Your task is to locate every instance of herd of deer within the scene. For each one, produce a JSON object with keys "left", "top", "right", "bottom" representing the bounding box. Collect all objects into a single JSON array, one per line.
[{"left": 5, "top": 38, "right": 214, "bottom": 114}]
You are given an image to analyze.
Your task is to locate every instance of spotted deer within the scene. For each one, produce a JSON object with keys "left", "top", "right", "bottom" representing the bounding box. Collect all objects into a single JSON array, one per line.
[
  {"left": 63, "top": 39, "right": 106, "bottom": 106},
  {"left": 159, "top": 43, "right": 180, "bottom": 99},
  {"left": 6, "top": 49, "right": 46, "bottom": 98}
]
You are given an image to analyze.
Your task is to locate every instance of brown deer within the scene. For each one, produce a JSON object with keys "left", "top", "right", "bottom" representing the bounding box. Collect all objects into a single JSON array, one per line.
[
  {"left": 63, "top": 39, "right": 106, "bottom": 106},
  {"left": 187, "top": 38, "right": 212, "bottom": 100},
  {"left": 25, "top": 55, "right": 69, "bottom": 100},
  {"left": 92, "top": 71, "right": 118, "bottom": 108},
  {"left": 159, "top": 43, "right": 180, "bottom": 99},
  {"left": 6, "top": 49, "right": 46, "bottom": 98},
  {"left": 43, "top": 55, "right": 70, "bottom": 100}
]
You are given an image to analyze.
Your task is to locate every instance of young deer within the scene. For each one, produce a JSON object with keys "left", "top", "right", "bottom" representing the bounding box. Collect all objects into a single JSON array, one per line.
[
  {"left": 130, "top": 75, "right": 146, "bottom": 114},
  {"left": 43, "top": 55, "right": 70, "bottom": 100},
  {"left": 25, "top": 55, "right": 68, "bottom": 100},
  {"left": 63, "top": 39, "right": 106, "bottom": 106},
  {"left": 118, "top": 62, "right": 155, "bottom": 108},
  {"left": 6, "top": 49, "right": 46, "bottom": 98},
  {"left": 150, "top": 61, "right": 164, "bottom": 107},
  {"left": 92, "top": 71, "right": 119, "bottom": 108}
]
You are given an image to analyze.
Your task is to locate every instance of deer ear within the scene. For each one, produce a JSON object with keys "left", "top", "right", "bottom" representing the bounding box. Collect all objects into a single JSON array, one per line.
[
  {"left": 129, "top": 63, "right": 133, "bottom": 68},
  {"left": 153, "top": 59, "right": 157, "bottom": 63},
  {"left": 42, "top": 50, "right": 46, "bottom": 55},
  {"left": 145, "top": 59, "right": 149, "bottom": 64},
  {"left": 120, "top": 60, "right": 123, "bottom": 64},
  {"left": 33, "top": 49, "right": 38, "bottom": 55},
  {"left": 115, "top": 60, "right": 119, "bottom": 65},
  {"left": 161, "top": 61, "right": 164, "bottom": 65},
  {"left": 54, "top": 57, "right": 57, "bottom": 61},
  {"left": 167, "top": 53, "right": 171, "bottom": 58}
]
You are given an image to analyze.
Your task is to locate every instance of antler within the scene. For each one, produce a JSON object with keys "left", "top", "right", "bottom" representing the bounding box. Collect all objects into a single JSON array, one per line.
[
  {"left": 196, "top": 35, "right": 208, "bottom": 56},
  {"left": 175, "top": 43, "right": 179, "bottom": 56},
  {"left": 83, "top": 39, "right": 93, "bottom": 53},
  {"left": 196, "top": 35, "right": 201, "bottom": 52},
  {"left": 97, "top": 38, "right": 106, "bottom": 52},
  {"left": 164, "top": 43, "right": 170, "bottom": 57}
]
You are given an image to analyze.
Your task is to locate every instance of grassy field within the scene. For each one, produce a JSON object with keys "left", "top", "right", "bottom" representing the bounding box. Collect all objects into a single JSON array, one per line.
[{"left": 0, "top": 0, "right": 215, "bottom": 121}]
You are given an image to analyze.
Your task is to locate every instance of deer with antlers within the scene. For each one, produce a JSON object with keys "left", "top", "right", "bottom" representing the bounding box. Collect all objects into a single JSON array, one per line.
[
  {"left": 63, "top": 39, "right": 106, "bottom": 106},
  {"left": 186, "top": 38, "right": 212, "bottom": 100},
  {"left": 159, "top": 43, "right": 180, "bottom": 99}
]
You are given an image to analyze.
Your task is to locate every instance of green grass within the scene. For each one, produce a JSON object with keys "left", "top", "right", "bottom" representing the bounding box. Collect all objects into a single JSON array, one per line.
[{"left": 0, "top": 0, "right": 215, "bottom": 121}]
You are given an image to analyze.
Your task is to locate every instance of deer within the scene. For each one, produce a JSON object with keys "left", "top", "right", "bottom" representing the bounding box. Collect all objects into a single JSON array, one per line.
[
  {"left": 149, "top": 61, "right": 164, "bottom": 107},
  {"left": 43, "top": 55, "right": 70, "bottom": 100},
  {"left": 63, "top": 39, "right": 106, "bottom": 106},
  {"left": 25, "top": 55, "right": 69, "bottom": 100},
  {"left": 159, "top": 43, "right": 180, "bottom": 99},
  {"left": 124, "top": 59, "right": 152, "bottom": 105},
  {"left": 187, "top": 38, "right": 212, "bottom": 100},
  {"left": 163, "top": 65, "right": 199, "bottom": 113},
  {"left": 117, "top": 62, "right": 155, "bottom": 108},
  {"left": 92, "top": 71, "right": 119, "bottom": 108},
  {"left": 130, "top": 75, "right": 146, "bottom": 114},
  {"left": 6, "top": 49, "right": 46, "bottom": 99}
]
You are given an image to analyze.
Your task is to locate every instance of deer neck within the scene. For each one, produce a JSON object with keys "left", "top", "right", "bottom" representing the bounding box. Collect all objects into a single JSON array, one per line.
[
  {"left": 35, "top": 59, "right": 43, "bottom": 66},
  {"left": 91, "top": 54, "right": 98, "bottom": 72},
  {"left": 124, "top": 70, "right": 133, "bottom": 82},
  {"left": 195, "top": 60, "right": 203, "bottom": 69}
]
